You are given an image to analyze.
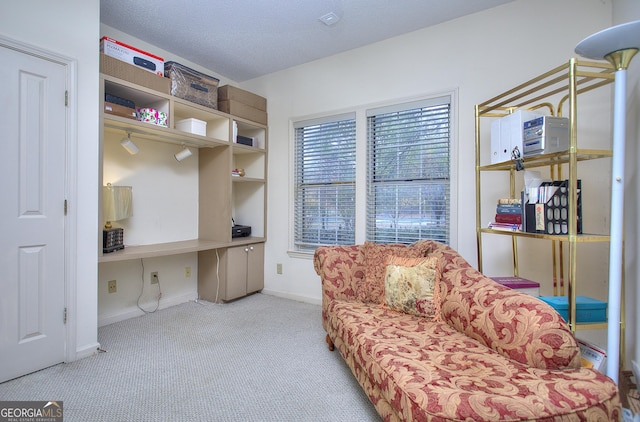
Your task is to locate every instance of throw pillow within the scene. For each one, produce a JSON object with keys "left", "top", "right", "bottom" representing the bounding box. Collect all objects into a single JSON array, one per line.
[
  {"left": 383, "top": 255, "right": 441, "bottom": 320},
  {"left": 361, "top": 242, "right": 425, "bottom": 303}
]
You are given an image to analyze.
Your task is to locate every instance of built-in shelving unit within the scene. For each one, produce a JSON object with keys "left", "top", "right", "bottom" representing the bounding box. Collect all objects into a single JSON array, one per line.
[
  {"left": 99, "top": 73, "right": 267, "bottom": 300},
  {"left": 475, "top": 58, "right": 615, "bottom": 332}
]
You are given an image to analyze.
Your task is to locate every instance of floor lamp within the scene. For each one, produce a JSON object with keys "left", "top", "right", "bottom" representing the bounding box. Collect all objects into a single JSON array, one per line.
[{"left": 575, "top": 20, "right": 640, "bottom": 384}]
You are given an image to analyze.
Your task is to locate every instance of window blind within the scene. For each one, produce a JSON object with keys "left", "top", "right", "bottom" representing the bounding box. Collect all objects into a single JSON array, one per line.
[
  {"left": 293, "top": 114, "right": 356, "bottom": 250},
  {"left": 366, "top": 98, "right": 450, "bottom": 244}
]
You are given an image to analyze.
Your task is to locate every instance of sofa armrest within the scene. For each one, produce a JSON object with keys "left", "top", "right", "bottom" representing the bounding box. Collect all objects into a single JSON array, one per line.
[
  {"left": 440, "top": 266, "right": 581, "bottom": 370},
  {"left": 314, "top": 245, "right": 366, "bottom": 331}
]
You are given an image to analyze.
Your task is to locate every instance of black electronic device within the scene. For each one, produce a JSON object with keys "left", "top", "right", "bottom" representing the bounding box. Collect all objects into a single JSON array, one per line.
[
  {"left": 103, "top": 228, "right": 125, "bottom": 253},
  {"left": 232, "top": 225, "right": 251, "bottom": 238},
  {"left": 133, "top": 56, "right": 157, "bottom": 72},
  {"left": 236, "top": 135, "right": 254, "bottom": 147}
]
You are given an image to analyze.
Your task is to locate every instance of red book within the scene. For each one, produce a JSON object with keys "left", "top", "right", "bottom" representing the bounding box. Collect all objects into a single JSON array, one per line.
[{"left": 495, "top": 213, "right": 522, "bottom": 224}]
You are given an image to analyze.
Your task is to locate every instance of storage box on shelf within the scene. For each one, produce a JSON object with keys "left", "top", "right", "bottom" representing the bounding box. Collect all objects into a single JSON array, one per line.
[
  {"left": 219, "top": 85, "right": 267, "bottom": 125},
  {"left": 100, "top": 36, "right": 164, "bottom": 76},
  {"left": 475, "top": 58, "right": 615, "bottom": 332},
  {"left": 100, "top": 53, "right": 170, "bottom": 94},
  {"left": 538, "top": 295, "right": 607, "bottom": 323},
  {"left": 175, "top": 118, "right": 207, "bottom": 136},
  {"left": 219, "top": 85, "right": 267, "bottom": 110},
  {"left": 164, "top": 61, "right": 219, "bottom": 110},
  {"left": 99, "top": 70, "right": 267, "bottom": 302}
]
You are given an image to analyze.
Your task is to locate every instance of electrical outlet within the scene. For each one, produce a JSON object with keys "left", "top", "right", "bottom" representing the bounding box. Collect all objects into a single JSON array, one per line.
[
  {"left": 185, "top": 266, "right": 191, "bottom": 278},
  {"left": 276, "top": 263, "right": 283, "bottom": 275},
  {"left": 108, "top": 280, "right": 117, "bottom": 294},
  {"left": 151, "top": 272, "right": 159, "bottom": 284}
]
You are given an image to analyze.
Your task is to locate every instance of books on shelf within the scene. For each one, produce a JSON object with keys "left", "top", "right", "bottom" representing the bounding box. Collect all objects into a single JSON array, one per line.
[
  {"left": 495, "top": 213, "right": 522, "bottom": 224},
  {"left": 497, "top": 198, "right": 521, "bottom": 205},
  {"left": 490, "top": 276, "right": 540, "bottom": 296},
  {"left": 493, "top": 198, "right": 523, "bottom": 229},
  {"left": 488, "top": 221, "right": 522, "bottom": 231}
]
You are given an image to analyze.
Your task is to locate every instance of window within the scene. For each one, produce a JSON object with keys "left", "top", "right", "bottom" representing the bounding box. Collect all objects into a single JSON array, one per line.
[
  {"left": 366, "top": 97, "right": 451, "bottom": 244},
  {"left": 293, "top": 114, "right": 356, "bottom": 251}
]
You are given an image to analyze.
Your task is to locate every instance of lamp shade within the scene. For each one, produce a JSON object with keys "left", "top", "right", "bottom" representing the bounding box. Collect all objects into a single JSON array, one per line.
[{"left": 103, "top": 184, "right": 133, "bottom": 225}]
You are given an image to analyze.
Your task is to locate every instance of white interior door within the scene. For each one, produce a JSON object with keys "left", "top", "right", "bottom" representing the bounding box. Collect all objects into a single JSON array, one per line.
[{"left": 0, "top": 44, "right": 67, "bottom": 382}]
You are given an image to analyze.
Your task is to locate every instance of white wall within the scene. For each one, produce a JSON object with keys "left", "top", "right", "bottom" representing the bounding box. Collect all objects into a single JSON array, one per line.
[
  {"left": 242, "top": 0, "right": 614, "bottom": 304},
  {"left": 0, "top": 1, "right": 101, "bottom": 359},
  {"left": 99, "top": 135, "right": 199, "bottom": 326}
]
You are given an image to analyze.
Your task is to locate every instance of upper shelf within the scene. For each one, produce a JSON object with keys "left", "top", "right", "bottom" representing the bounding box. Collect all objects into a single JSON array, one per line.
[
  {"left": 101, "top": 74, "right": 267, "bottom": 150},
  {"left": 478, "top": 148, "right": 612, "bottom": 171},
  {"left": 476, "top": 58, "right": 615, "bottom": 119},
  {"left": 103, "top": 115, "right": 228, "bottom": 148}
]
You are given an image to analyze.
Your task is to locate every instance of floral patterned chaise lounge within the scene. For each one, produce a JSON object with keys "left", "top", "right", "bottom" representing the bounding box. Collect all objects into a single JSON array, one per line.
[{"left": 313, "top": 240, "right": 620, "bottom": 421}]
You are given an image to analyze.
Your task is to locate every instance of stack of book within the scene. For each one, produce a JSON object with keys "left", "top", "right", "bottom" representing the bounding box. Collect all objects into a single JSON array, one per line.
[{"left": 489, "top": 198, "right": 522, "bottom": 231}]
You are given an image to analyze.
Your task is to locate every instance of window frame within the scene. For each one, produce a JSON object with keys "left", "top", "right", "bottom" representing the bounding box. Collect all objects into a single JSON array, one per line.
[
  {"left": 292, "top": 113, "right": 357, "bottom": 252},
  {"left": 366, "top": 96, "right": 452, "bottom": 245},
  {"left": 289, "top": 90, "right": 458, "bottom": 256}
]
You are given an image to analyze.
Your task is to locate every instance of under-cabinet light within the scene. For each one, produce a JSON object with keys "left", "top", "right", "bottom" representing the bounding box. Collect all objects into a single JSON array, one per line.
[
  {"left": 120, "top": 133, "right": 139, "bottom": 155},
  {"left": 174, "top": 145, "right": 193, "bottom": 162}
]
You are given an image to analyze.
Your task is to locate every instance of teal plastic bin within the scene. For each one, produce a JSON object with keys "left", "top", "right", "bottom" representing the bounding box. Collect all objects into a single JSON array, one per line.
[{"left": 538, "top": 295, "right": 607, "bottom": 323}]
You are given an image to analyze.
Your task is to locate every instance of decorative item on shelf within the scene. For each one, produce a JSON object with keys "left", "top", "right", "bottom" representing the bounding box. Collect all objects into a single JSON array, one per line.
[
  {"left": 136, "top": 107, "right": 168, "bottom": 127},
  {"left": 575, "top": 19, "right": 640, "bottom": 383},
  {"left": 174, "top": 144, "right": 193, "bottom": 162},
  {"left": 120, "top": 132, "right": 139, "bottom": 155},
  {"left": 102, "top": 183, "right": 133, "bottom": 253},
  {"left": 232, "top": 168, "right": 245, "bottom": 177}
]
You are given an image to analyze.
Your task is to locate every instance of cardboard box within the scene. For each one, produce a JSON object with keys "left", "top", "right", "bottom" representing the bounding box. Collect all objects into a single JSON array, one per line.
[
  {"left": 100, "top": 36, "right": 164, "bottom": 76},
  {"left": 218, "top": 85, "right": 267, "bottom": 111},
  {"left": 100, "top": 53, "right": 170, "bottom": 94},
  {"left": 490, "top": 276, "right": 540, "bottom": 296},
  {"left": 538, "top": 295, "right": 607, "bottom": 323},
  {"left": 219, "top": 100, "right": 267, "bottom": 125},
  {"left": 104, "top": 102, "right": 137, "bottom": 120}
]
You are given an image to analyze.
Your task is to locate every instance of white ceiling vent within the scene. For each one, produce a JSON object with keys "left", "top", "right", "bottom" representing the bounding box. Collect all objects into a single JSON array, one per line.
[{"left": 318, "top": 12, "right": 341, "bottom": 26}]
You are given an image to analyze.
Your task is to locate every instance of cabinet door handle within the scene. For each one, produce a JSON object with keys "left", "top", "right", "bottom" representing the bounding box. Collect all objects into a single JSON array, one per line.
[
  {"left": 249, "top": 246, "right": 254, "bottom": 251},
  {"left": 244, "top": 247, "right": 249, "bottom": 253}
]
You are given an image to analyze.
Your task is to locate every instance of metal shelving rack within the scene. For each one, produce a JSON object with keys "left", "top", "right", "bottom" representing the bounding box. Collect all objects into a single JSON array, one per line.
[{"left": 475, "top": 58, "right": 615, "bottom": 332}]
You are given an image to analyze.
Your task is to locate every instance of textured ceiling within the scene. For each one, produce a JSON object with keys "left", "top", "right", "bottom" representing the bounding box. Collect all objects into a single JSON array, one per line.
[{"left": 101, "top": 0, "right": 514, "bottom": 82}]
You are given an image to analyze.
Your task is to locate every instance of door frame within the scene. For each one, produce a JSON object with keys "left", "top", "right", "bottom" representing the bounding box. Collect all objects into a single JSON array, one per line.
[{"left": 0, "top": 35, "right": 79, "bottom": 363}]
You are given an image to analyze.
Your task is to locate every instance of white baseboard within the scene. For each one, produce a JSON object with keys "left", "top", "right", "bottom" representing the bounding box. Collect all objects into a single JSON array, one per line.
[
  {"left": 98, "top": 292, "right": 197, "bottom": 327},
  {"left": 260, "top": 289, "right": 321, "bottom": 306},
  {"left": 70, "top": 342, "right": 101, "bottom": 361}
]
